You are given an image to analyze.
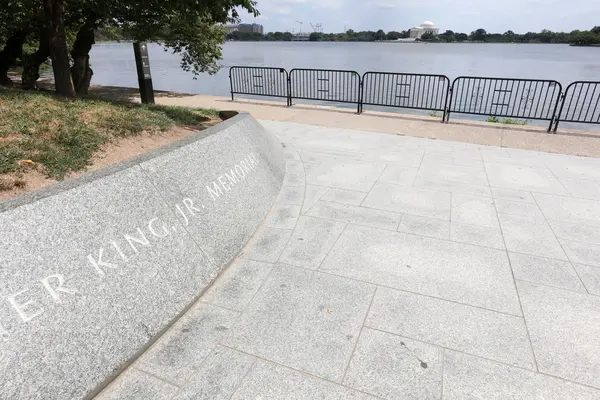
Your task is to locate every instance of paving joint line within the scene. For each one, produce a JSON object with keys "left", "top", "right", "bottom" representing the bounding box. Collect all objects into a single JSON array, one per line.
[{"left": 483, "top": 159, "right": 541, "bottom": 373}]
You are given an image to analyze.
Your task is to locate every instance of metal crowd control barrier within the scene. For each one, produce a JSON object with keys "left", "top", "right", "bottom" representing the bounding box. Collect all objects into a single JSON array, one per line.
[
  {"left": 361, "top": 72, "right": 450, "bottom": 120},
  {"left": 554, "top": 81, "right": 600, "bottom": 132},
  {"left": 229, "top": 66, "right": 291, "bottom": 106},
  {"left": 228, "top": 67, "right": 600, "bottom": 133},
  {"left": 289, "top": 68, "right": 362, "bottom": 113},
  {"left": 447, "top": 77, "right": 562, "bottom": 131}
]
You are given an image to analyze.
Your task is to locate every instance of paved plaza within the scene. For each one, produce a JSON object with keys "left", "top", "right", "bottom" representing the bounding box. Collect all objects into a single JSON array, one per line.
[{"left": 97, "top": 120, "right": 600, "bottom": 399}]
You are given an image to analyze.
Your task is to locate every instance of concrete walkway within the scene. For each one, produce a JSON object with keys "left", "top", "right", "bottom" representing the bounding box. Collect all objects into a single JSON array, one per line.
[{"left": 96, "top": 120, "right": 600, "bottom": 399}]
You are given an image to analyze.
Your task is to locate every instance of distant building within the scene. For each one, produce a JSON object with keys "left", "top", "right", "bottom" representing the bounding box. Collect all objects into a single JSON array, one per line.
[
  {"left": 236, "top": 23, "right": 264, "bottom": 34},
  {"left": 409, "top": 21, "right": 440, "bottom": 39},
  {"left": 291, "top": 32, "right": 310, "bottom": 41}
]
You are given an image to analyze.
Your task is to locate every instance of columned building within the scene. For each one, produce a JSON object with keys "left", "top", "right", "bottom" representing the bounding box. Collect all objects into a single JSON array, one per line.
[{"left": 409, "top": 21, "right": 440, "bottom": 39}]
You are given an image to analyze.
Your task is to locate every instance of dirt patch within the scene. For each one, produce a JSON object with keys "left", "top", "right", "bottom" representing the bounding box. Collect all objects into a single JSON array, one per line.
[{"left": 0, "top": 121, "right": 219, "bottom": 201}]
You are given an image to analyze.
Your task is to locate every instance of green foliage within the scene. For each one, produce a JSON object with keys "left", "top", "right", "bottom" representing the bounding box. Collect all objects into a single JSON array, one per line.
[
  {"left": 420, "top": 32, "right": 436, "bottom": 41},
  {"left": 487, "top": 116, "right": 529, "bottom": 125},
  {"left": 428, "top": 111, "right": 441, "bottom": 118},
  {"left": 569, "top": 29, "right": 600, "bottom": 45},
  {"left": 0, "top": 89, "right": 217, "bottom": 178}
]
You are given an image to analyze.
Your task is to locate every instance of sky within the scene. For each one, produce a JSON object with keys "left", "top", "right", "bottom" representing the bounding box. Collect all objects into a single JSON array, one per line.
[{"left": 239, "top": 0, "right": 599, "bottom": 34}]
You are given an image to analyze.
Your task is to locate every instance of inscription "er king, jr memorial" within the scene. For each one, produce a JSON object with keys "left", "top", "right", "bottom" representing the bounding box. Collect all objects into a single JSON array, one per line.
[{"left": 0, "top": 152, "right": 260, "bottom": 341}]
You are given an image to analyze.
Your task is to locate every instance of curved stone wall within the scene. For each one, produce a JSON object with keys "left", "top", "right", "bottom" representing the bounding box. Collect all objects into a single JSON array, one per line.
[{"left": 0, "top": 113, "right": 285, "bottom": 399}]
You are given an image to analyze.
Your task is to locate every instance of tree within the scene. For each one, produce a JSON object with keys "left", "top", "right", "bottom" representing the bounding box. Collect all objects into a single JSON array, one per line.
[
  {"left": 570, "top": 30, "right": 600, "bottom": 45},
  {"left": 592, "top": 26, "right": 600, "bottom": 34},
  {"left": 470, "top": 28, "right": 487, "bottom": 41},
  {"left": 375, "top": 29, "right": 386, "bottom": 41},
  {"left": 386, "top": 31, "right": 401, "bottom": 40},
  {"left": 420, "top": 32, "right": 436, "bottom": 41},
  {"left": 455, "top": 32, "right": 468, "bottom": 41},
  {"left": 0, "top": 0, "right": 259, "bottom": 94},
  {"left": 503, "top": 30, "right": 515, "bottom": 42},
  {"left": 439, "top": 30, "right": 455, "bottom": 42},
  {"left": 309, "top": 32, "right": 322, "bottom": 41},
  {"left": 43, "top": 0, "right": 74, "bottom": 96}
]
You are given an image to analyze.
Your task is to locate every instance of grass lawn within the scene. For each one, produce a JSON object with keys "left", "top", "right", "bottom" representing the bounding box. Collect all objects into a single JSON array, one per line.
[{"left": 0, "top": 89, "right": 219, "bottom": 192}]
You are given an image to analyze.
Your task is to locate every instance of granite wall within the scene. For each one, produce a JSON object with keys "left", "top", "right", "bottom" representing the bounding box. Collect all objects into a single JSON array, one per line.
[{"left": 0, "top": 113, "right": 285, "bottom": 399}]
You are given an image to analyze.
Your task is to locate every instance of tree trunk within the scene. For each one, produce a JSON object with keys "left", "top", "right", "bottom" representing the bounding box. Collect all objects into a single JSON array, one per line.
[
  {"left": 71, "top": 15, "right": 97, "bottom": 95},
  {"left": 22, "top": 28, "right": 50, "bottom": 90},
  {"left": 43, "top": 0, "right": 74, "bottom": 97},
  {"left": 0, "top": 30, "right": 28, "bottom": 86}
]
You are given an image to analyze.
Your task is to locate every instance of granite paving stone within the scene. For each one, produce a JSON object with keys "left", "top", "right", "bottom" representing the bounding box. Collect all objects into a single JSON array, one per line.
[
  {"left": 231, "top": 361, "right": 378, "bottom": 399},
  {"left": 559, "top": 239, "right": 600, "bottom": 267},
  {"left": 418, "top": 163, "right": 489, "bottom": 186},
  {"left": 279, "top": 216, "right": 346, "bottom": 269},
  {"left": 549, "top": 220, "right": 600, "bottom": 243},
  {"left": 201, "top": 259, "right": 274, "bottom": 311},
  {"left": 264, "top": 204, "right": 301, "bottom": 229},
  {"left": 321, "top": 188, "right": 368, "bottom": 206},
  {"left": 366, "top": 287, "right": 534, "bottom": 368},
  {"left": 558, "top": 177, "right": 600, "bottom": 200},
  {"left": 450, "top": 222, "right": 505, "bottom": 250},
  {"left": 517, "top": 281, "right": 600, "bottom": 388},
  {"left": 494, "top": 199, "right": 544, "bottom": 219},
  {"left": 451, "top": 194, "right": 499, "bottom": 228},
  {"left": 485, "top": 163, "right": 570, "bottom": 195},
  {"left": 508, "top": 253, "right": 585, "bottom": 292},
  {"left": 302, "top": 185, "right": 329, "bottom": 213},
  {"left": 534, "top": 193, "right": 600, "bottom": 226},
  {"left": 135, "top": 303, "right": 239, "bottom": 385},
  {"left": 363, "top": 183, "right": 452, "bottom": 220},
  {"left": 222, "top": 264, "right": 375, "bottom": 382},
  {"left": 413, "top": 177, "right": 492, "bottom": 197},
  {"left": 343, "top": 328, "right": 443, "bottom": 400},
  {"left": 361, "top": 149, "right": 424, "bottom": 167},
  {"left": 491, "top": 187, "right": 535, "bottom": 203},
  {"left": 95, "top": 368, "right": 178, "bottom": 400},
  {"left": 276, "top": 185, "right": 304, "bottom": 205},
  {"left": 397, "top": 215, "right": 450, "bottom": 240},
  {"left": 306, "top": 200, "right": 402, "bottom": 230},
  {"left": 241, "top": 227, "right": 292, "bottom": 263},
  {"left": 174, "top": 346, "right": 256, "bottom": 400},
  {"left": 574, "top": 264, "right": 600, "bottom": 295},
  {"left": 498, "top": 213, "right": 568, "bottom": 260},
  {"left": 320, "top": 224, "right": 521, "bottom": 315},
  {"left": 377, "top": 165, "right": 419, "bottom": 186},
  {"left": 306, "top": 161, "right": 386, "bottom": 192},
  {"left": 443, "top": 351, "right": 600, "bottom": 400}
]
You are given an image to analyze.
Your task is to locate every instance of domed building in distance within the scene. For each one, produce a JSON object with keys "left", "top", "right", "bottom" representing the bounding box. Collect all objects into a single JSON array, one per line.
[{"left": 409, "top": 21, "right": 440, "bottom": 39}]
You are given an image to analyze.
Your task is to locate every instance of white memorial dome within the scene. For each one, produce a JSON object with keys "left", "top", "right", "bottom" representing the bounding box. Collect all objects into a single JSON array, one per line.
[{"left": 421, "top": 21, "right": 436, "bottom": 28}]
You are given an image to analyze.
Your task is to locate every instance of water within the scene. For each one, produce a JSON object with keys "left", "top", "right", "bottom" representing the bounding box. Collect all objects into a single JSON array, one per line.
[{"left": 89, "top": 42, "right": 600, "bottom": 130}]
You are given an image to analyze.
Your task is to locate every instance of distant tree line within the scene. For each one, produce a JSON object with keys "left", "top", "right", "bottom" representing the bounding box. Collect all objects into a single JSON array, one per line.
[{"left": 224, "top": 26, "right": 600, "bottom": 45}]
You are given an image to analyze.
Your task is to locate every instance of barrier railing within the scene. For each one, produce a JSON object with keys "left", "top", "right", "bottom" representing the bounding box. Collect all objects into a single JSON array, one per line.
[
  {"left": 229, "top": 66, "right": 291, "bottom": 106},
  {"left": 446, "top": 77, "right": 562, "bottom": 131},
  {"left": 228, "top": 66, "right": 600, "bottom": 132},
  {"left": 361, "top": 72, "right": 450, "bottom": 119},
  {"left": 554, "top": 81, "right": 600, "bottom": 132},
  {"left": 289, "top": 68, "right": 362, "bottom": 113}
]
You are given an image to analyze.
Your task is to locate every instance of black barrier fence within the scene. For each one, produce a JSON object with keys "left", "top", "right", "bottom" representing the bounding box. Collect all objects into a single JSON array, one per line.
[
  {"left": 446, "top": 77, "right": 562, "bottom": 131},
  {"left": 361, "top": 72, "right": 450, "bottom": 114},
  {"left": 289, "top": 68, "right": 362, "bottom": 113},
  {"left": 228, "top": 66, "right": 600, "bottom": 132},
  {"left": 229, "top": 66, "right": 291, "bottom": 105},
  {"left": 554, "top": 81, "right": 600, "bottom": 132}
]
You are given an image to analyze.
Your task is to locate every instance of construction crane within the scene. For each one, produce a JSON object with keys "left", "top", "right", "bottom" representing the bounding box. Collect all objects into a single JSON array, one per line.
[
  {"left": 310, "top": 23, "right": 323, "bottom": 33},
  {"left": 296, "top": 20, "right": 303, "bottom": 33}
]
